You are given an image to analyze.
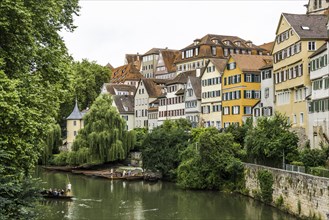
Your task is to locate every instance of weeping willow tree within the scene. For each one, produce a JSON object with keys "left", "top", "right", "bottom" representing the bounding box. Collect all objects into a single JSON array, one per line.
[
  {"left": 72, "top": 94, "right": 135, "bottom": 164},
  {"left": 41, "top": 123, "right": 62, "bottom": 165}
]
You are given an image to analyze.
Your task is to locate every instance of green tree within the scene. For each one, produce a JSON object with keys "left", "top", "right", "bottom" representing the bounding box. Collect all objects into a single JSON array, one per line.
[
  {"left": 59, "top": 59, "right": 111, "bottom": 135},
  {"left": 142, "top": 119, "right": 191, "bottom": 180},
  {"left": 224, "top": 118, "right": 252, "bottom": 147},
  {"left": 68, "top": 94, "right": 135, "bottom": 165},
  {"left": 132, "top": 128, "right": 147, "bottom": 150},
  {"left": 245, "top": 113, "right": 299, "bottom": 167},
  {"left": 0, "top": 1, "right": 79, "bottom": 218},
  {"left": 178, "top": 127, "right": 244, "bottom": 190},
  {"left": 41, "top": 123, "right": 62, "bottom": 165}
]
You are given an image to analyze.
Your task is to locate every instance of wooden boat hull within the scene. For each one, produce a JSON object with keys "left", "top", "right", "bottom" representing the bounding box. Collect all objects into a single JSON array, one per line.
[
  {"left": 125, "top": 176, "right": 144, "bottom": 181},
  {"left": 43, "top": 195, "right": 73, "bottom": 200}
]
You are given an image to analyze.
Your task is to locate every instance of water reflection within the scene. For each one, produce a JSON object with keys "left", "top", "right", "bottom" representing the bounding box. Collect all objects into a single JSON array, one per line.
[{"left": 36, "top": 167, "right": 296, "bottom": 220}]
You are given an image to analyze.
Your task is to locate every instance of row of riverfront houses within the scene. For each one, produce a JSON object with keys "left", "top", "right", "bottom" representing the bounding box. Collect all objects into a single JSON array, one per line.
[{"left": 66, "top": 0, "right": 329, "bottom": 150}]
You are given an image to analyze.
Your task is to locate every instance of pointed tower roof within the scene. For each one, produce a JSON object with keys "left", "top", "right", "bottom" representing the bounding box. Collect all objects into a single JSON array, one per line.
[{"left": 67, "top": 99, "right": 83, "bottom": 120}]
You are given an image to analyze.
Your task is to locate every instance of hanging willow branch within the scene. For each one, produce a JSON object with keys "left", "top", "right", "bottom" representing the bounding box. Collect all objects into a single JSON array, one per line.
[{"left": 70, "top": 94, "right": 136, "bottom": 164}]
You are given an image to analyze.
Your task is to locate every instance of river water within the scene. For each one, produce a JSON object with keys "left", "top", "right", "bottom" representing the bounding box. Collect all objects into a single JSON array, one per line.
[{"left": 36, "top": 167, "right": 296, "bottom": 220}]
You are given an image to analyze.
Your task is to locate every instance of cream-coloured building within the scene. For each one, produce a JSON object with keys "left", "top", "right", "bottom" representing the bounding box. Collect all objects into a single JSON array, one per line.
[
  {"left": 272, "top": 13, "right": 327, "bottom": 141},
  {"left": 306, "top": 0, "right": 329, "bottom": 14},
  {"left": 66, "top": 100, "right": 86, "bottom": 151},
  {"left": 200, "top": 58, "right": 226, "bottom": 129}
]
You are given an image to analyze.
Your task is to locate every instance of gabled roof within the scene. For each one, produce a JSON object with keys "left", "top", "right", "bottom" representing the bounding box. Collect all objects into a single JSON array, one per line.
[
  {"left": 112, "top": 95, "right": 134, "bottom": 114},
  {"left": 111, "top": 63, "right": 143, "bottom": 83},
  {"left": 141, "top": 78, "right": 163, "bottom": 98},
  {"left": 125, "top": 54, "right": 142, "bottom": 70},
  {"left": 103, "top": 83, "right": 136, "bottom": 95},
  {"left": 160, "top": 49, "right": 180, "bottom": 73},
  {"left": 106, "top": 63, "right": 114, "bottom": 71},
  {"left": 143, "top": 48, "right": 164, "bottom": 56},
  {"left": 175, "top": 88, "right": 185, "bottom": 95},
  {"left": 200, "top": 58, "right": 226, "bottom": 78},
  {"left": 229, "top": 54, "right": 273, "bottom": 72},
  {"left": 309, "top": 43, "right": 327, "bottom": 58},
  {"left": 67, "top": 100, "right": 83, "bottom": 120},
  {"left": 166, "top": 70, "right": 196, "bottom": 86},
  {"left": 188, "top": 76, "right": 201, "bottom": 99},
  {"left": 258, "top": 42, "right": 274, "bottom": 53},
  {"left": 279, "top": 13, "right": 328, "bottom": 39}
]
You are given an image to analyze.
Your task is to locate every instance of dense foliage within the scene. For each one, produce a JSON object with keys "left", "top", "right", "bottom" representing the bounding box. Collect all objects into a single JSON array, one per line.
[
  {"left": 54, "top": 94, "right": 135, "bottom": 165},
  {"left": 0, "top": 0, "right": 79, "bottom": 218},
  {"left": 245, "top": 113, "right": 299, "bottom": 168},
  {"left": 257, "top": 170, "right": 274, "bottom": 204},
  {"left": 59, "top": 60, "right": 111, "bottom": 130},
  {"left": 177, "top": 127, "right": 244, "bottom": 191},
  {"left": 142, "top": 119, "right": 191, "bottom": 180}
]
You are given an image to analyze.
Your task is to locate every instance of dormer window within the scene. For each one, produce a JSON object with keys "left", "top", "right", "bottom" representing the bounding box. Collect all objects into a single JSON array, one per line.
[
  {"left": 301, "top": 26, "right": 310, "bottom": 30},
  {"left": 246, "top": 41, "right": 252, "bottom": 47},
  {"left": 194, "top": 39, "right": 201, "bottom": 46},
  {"left": 223, "top": 40, "right": 230, "bottom": 46},
  {"left": 211, "top": 38, "right": 219, "bottom": 44},
  {"left": 182, "top": 51, "right": 185, "bottom": 59},
  {"left": 234, "top": 41, "right": 241, "bottom": 46}
]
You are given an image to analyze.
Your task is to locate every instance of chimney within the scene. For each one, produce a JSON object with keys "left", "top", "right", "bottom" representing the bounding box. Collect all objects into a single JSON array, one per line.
[{"left": 196, "top": 68, "right": 201, "bottom": 77}]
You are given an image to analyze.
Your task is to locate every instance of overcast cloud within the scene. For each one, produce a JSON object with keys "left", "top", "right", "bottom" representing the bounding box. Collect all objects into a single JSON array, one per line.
[{"left": 60, "top": 0, "right": 308, "bottom": 68}]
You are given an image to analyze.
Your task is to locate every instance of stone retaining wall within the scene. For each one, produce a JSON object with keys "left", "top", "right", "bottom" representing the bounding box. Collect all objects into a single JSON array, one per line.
[{"left": 244, "top": 163, "right": 329, "bottom": 219}]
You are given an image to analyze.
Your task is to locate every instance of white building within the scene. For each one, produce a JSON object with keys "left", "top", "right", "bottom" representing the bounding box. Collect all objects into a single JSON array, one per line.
[
  {"left": 200, "top": 59, "right": 226, "bottom": 129},
  {"left": 154, "top": 49, "right": 179, "bottom": 80},
  {"left": 158, "top": 70, "right": 196, "bottom": 125},
  {"left": 134, "top": 78, "right": 162, "bottom": 128},
  {"left": 112, "top": 95, "right": 135, "bottom": 131},
  {"left": 308, "top": 43, "right": 329, "bottom": 148},
  {"left": 185, "top": 76, "right": 201, "bottom": 127},
  {"left": 253, "top": 62, "right": 274, "bottom": 120}
]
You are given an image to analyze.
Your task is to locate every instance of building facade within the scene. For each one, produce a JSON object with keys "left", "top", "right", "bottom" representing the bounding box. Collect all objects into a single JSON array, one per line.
[
  {"left": 140, "top": 48, "right": 163, "bottom": 78},
  {"left": 272, "top": 13, "right": 327, "bottom": 138},
  {"left": 134, "top": 78, "right": 162, "bottom": 128},
  {"left": 200, "top": 58, "right": 226, "bottom": 129},
  {"left": 308, "top": 43, "right": 329, "bottom": 148},
  {"left": 222, "top": 54, "right": 271, "bottom": 128},
  {"left": 185, "top": 76, "right": 201, "bottom": 127},
  {"left": 154, "top": 49, "right": 179, "bottom": 80},
  {"left": 112, "top": 95, "right": 135, "bottom": 131}
]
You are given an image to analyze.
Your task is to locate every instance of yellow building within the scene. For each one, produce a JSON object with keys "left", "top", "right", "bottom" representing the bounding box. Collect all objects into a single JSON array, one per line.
[
  {"left": 222, "top": 54, "right": 272, "bottom": 128},
  {"left": 272, "top": 13, "right": 327, "bottom": 137},
  {"left": 66, "top": 100, "right": 85, "bottom": 151}
]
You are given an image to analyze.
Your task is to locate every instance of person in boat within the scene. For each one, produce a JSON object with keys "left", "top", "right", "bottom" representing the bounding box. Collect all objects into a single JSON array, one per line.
[{"left": 66, "top": 182, "right": 72, "bottom": 196}]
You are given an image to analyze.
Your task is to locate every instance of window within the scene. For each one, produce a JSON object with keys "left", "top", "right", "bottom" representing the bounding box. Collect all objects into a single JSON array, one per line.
[
  {"left": 276, "top": 91, "right": 291, "bottom": 105},
  {"left": 308, "top": 41, "right": 316, "bottom": 51},
  {"left": 223, "top": 106, "right": 230, "bottom": 115},
  {"left": 293, "top": 114, "right": 297, "bottom": 124},
  {"left": 195, "top": 48, "right": 199, "bottom": 56},
  {"left": 244, "top": 106, "right": 252, "bottom": 114},
  {"left": 265, "top": 88, "right": 270, "bottom": 98},
  {"left": 74, "top": 131, "right": 77, "bottom": 136},
  {"left": 227, "top": 62, "right": 236, "bottom": 70},
  {"left": 300, "top": 112, "right": 304, "bottom": 125},
  {"left": 211, "top": 46, "right": 216, "bottom": 56},
  {"left": 232, "top": 106, "right": 240, "bottom": 115},
  {"left": 73, "top": 120, "right": 77, "bottom": 126},
  {"left": 224, "top": 48, "right": 228, "bottom": 57}
]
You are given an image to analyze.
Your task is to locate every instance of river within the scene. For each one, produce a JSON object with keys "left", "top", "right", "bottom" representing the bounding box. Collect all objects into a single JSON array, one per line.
[{"left": 36, "top": 167, "right": 296, "bottom": 220}]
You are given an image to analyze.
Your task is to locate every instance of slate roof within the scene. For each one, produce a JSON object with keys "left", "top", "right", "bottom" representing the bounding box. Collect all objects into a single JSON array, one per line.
[
  {"left": 67, "top": 100, "right": 83, "bottom": 120},
  {"left": 166, "top": 70, "right": 196, "bottom": 86},
  {"left": 188, "top": 76, "right": 201, "bottom": 99},
  {"left": 104, "top": 83, "right": 136, "bottom": 95},
  {"left": 112, "top": 95, "right": 134, "bottom": 114},
  {"left": 309, "top": 43, "right": 327, "bottom": 58},
  {"left": 281, "top": 13, "right": 328, "bottom": 39},
  {"left": 141, "top": 78, "right": 163, "bottom": 98},
  {"left": 111, "top": 63, "right": 143, "bottom": 83},
  {"left": 230, "top": 54, "right": 273, "bottom": 72}
]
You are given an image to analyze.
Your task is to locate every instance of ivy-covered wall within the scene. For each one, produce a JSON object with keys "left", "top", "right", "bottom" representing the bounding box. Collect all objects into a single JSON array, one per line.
[{"left": 244, "top": 163, "right": 329, "bottom": 220}]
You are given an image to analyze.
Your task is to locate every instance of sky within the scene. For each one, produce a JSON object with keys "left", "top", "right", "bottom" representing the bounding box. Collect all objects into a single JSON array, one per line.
[{"left": 60, "top": 0, "right": 308, "bottom": 68}]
